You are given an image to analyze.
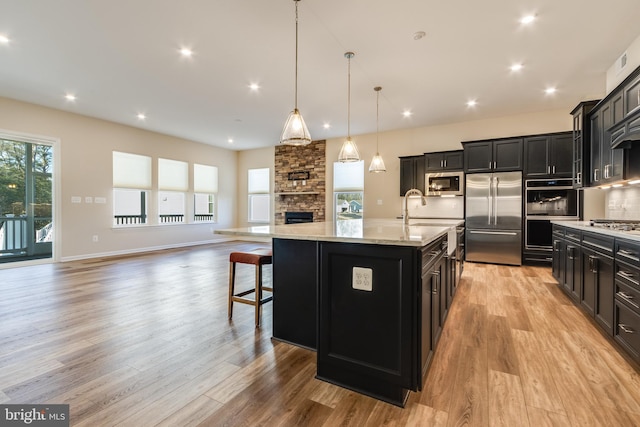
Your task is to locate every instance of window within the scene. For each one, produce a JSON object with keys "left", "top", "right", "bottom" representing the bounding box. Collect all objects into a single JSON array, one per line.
[
  {"left": 158, "top": 158, "right": 188, "bottom": 224},
  {"left": 248, "top": 168, "right": 270, "bottom": 223},
  {"left": 334, "top": 161, "right": 364, "bottom": 235},
  {"left": 194, "top": 164, "right": 218, "bottom": 222},
  {"left": 113, "top": 151, "right": 151, "bottom": 226}
]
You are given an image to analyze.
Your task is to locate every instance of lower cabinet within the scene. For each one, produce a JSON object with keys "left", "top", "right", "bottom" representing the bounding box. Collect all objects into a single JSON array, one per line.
[
  {"left": 614, "top": 239, "right": 640, "bottom": 363},
  {"left": 565, "top": 243, "right": 582, "bottom": 302}
]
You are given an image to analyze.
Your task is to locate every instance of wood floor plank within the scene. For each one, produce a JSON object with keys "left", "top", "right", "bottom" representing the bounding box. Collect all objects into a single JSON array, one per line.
[
  {"left": 511, "top": 329, "right": 566, "bottom": 414},
  {"left": 526, "top": 406, "right": 570, "bottom": 426},
  {"left": 487, "top": 315, "right": 519, "bottom": 375},
  {"left": 488, "top": 370, "right": 529, "bottom": 427},
  {"left": 405, "top": 403, "right": 448, "bottom": 427},
  {"left": 447, "top": 339, "right": 488, "bottom": 427},
  {"left": 307, "top": 377, "right": 351, "bottom": 409},
  {"left": 156, "top": 395, "right": 223, "bottom": 427}
]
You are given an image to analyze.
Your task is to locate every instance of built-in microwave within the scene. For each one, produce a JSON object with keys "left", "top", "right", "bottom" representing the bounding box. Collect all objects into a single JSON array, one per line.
[{"left": 425, "top": 171, "right": 464, "bottom": 196}]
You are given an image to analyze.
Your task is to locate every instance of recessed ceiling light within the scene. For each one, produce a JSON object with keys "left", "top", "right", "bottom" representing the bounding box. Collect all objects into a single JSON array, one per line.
[
  {"left": 179, "top": 47, "right": 193, "bottom": 57},
  {"left": 545, "top": 87, "right": 557, "bottom": 95},
  {"left": 249, "top": 83, "right": 260, "bottom": 91},
  {"left": 402, "top": 110, "right": 412, "bottom": 118},
  {"left": 510, "top": 63, "right": 523, "bottom": 72},
  {"left": 227, "top": 138, "right": 233, "bottom": 144},
  {"left": 413, "top": 31, "right": 426, "bottom": 40},
  {"left": 137, "top": 113, "right": 146, "bottom": 120},
  {"left": 65, "top": 94, "right": 76, "bottom": 101},
  {"left": 520, "top": 14, "right": 536, "bottom": 25},
  {"left": 466, "top": 100, "right": 477, "bottom": 107},
  {"left": 0, "top": 34, "right": 9, "bottom": 44},
  {"left": 323, "top": 123, "right": 331, "bottom": 129}
]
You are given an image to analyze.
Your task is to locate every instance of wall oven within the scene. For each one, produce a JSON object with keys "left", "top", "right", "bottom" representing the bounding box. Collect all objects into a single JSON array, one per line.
[
  {"left": 425, "top": 171, "right": 464, "bottom": 196},
  {"left": 524, "top": 179, "right": 579, "bottom": 251}
]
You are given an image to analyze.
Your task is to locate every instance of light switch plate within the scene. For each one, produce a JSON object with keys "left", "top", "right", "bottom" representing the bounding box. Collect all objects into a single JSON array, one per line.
[
  {"left": 352, "top": 267, "right": 373, "bottom": 292},
  {"left": 85, "top": 197, "right": 93, "bottom": 204},
  {"left": 71, "top": 196, "right": 82, "bottom": 204}
]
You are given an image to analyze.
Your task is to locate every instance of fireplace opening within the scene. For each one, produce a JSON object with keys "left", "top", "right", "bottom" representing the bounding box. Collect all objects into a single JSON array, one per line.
[{"left": 285, "top": 211, "right": 313, "bottom": 224}]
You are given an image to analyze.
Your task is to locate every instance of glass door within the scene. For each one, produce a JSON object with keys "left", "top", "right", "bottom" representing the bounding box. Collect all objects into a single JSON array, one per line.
[{"left": 0, "top": 139, "right": 53, "bottom": 262}]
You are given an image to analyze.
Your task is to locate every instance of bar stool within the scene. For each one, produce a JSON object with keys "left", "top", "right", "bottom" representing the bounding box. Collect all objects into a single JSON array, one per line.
[{"left": 228, "top": 248, "right": 273, "bottom": 327}]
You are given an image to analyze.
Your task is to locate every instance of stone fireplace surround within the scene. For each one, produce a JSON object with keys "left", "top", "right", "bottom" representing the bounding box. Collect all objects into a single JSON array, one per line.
[{"left": 274, "top": 140, "right": 326, "bottom": 225}]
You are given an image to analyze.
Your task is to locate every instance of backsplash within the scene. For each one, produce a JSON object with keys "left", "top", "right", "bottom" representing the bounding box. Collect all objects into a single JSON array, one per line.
[
  {"left": 405, "top": 195, "right": 464, "bottom": 219},
  {"left": 605, "top": 186, "right": 640, "bottom": 219}
]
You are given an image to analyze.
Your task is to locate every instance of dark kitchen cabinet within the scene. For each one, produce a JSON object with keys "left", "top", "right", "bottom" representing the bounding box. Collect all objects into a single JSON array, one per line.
[
  {"left": 614, "top": 238, "right": 640, "bottom": 364},
  {"left": 524, "top": 132, "right": 573, "bottom": 178},
  {"left": 571, "top": 101, "right": 599, "bottom": 188},
  {"left": 424, "top": 150, "right": 464, "bottom": 172},
  {"left": 400, "top": 155, "right": 425, "bottom": 195},
  {"left": 462, "top": 138, "right": 522, "bottom": 173},
  {"left": 624, "top": 72, "right": 640, "bottom": 117},
  {"left": 552, "top": 230, "right": 565, "bottom": 284},
  {"left": 590, "top": 98, "right": 625, "bottom": 185},
  {"left": 581, "top": 232, "right": 615, "bottom": 335},
  {"left": 564, "top": 230, "right": 582, "bottom": 302}
]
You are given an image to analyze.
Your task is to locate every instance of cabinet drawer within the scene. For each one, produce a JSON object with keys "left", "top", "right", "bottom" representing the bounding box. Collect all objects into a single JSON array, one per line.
[
  {"left": 616, "top": 280, "right": 640, "bottom": 312},
  {"left": 565, "top": 230, "right": 581, "bottom": 243},
  {"left": 552, "top": 225, "right": 565, "bottom": 237},
  {"left": 615, "top": 239, "right": 640, "bottom": 268},
  {"left": 616, "top": 259, "right": 640, "bottom": 288},
  {"left": 582, "top": 231, "right": 614, "bottom": 255},
  {"left": 615, "top": 301, "right": 640, "bottom": 362}
]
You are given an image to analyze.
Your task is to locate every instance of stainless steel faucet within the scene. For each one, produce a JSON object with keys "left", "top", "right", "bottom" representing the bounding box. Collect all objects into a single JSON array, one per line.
[{"left": 403, "top": 188, "right": 427, "bottom": 225}]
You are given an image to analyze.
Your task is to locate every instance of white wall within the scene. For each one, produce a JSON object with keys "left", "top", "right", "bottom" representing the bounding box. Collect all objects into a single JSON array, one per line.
[
  {"left": 325, "top": 108, "right": 572, "bottom": 221},
  {"left": 0, "top": 96, "right": 238, "bottom": 261},
  {"left": 607, "top": 33, "right": 640, "bottom": 93}
]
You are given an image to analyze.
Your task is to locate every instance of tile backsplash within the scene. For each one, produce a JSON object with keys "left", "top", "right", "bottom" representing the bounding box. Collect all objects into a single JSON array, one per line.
[
  {"left": 605, "top": 186, "right": 640, "bottom": 220},
  {"left": 405, "top": 195, "right": 464, "bottom": 219}
]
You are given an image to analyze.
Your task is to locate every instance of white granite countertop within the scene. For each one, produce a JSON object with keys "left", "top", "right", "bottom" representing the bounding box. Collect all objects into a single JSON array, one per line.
[
  {"left": 215, "top": 218, "right": 464, "bottom": 247},
  {"left": 551, "top": 220, "right": 640, "bottom": 243}
]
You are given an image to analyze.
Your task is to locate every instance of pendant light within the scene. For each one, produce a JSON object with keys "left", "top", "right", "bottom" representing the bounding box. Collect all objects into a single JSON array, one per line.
[
  {"left": 280, "top": 0, "right": 311, "bottom": 146},
  {"left": 338, "top": 51, "right": 360, "bottom": 162},
  {"left": 369, "top": 86, "right": 387, "bottom": 173}
]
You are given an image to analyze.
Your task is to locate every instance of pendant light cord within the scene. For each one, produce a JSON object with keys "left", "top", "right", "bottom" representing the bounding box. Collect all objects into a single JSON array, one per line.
[
  {"left": 347, "top": 54, "right": 351, "bottom": 138},
  {"left": 294, "top": 0, "right": 299, "bottom": 110},
  {"left": 376, "top": 89, "right": 379, "bottom": 152}
]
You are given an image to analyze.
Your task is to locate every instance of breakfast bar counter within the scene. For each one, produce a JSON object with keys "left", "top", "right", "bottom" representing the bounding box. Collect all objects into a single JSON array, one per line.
[{"left": 215, "top": 218, "right": 463, "bottom": 406}]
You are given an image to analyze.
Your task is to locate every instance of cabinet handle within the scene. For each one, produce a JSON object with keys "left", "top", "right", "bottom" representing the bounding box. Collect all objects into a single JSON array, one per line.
[
  {"left": 618, "top": 249, "right": 640, "bottom": 262},
  {"left": 617, "top": 292, "right": 640, "bottom": 309},
  {"left": 604, "top": 164, "right": 611, "bottom": 179},
  {"left": 589, "top": 255, "right": 598, "bottom": 273},
  {"left": 444, "top": 159, "right": 447, "bottom": 168},
  {"left": 567, "top": 246, "right": 574, "bottom": 260},
  {"left": 552, "top": 165, "right": 556, "bottom": 174},
  {"left": 547, "top": 165, "right": 551, "bottom": 174},
  {"left": 576, "top": 172, "right": 582, "bottom": 185},
  {"left": 619, "top": 324, "right": 635, "bottom": 334},
  {"left": 594, "top": 168, "right": 599, "bottom": 182},
  {"left": 489, "top": 161, "right": 492, "bottom": 170}
]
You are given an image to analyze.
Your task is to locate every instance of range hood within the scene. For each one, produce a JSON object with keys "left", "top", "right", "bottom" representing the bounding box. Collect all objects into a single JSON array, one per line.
[{"left": 611, "top": 110, "right": 640, "bottom": 149}]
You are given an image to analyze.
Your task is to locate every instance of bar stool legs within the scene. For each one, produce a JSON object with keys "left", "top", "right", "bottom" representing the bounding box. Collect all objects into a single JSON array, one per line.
[{"left": 228, "top": 249, "right": 273, "bottom": 327}]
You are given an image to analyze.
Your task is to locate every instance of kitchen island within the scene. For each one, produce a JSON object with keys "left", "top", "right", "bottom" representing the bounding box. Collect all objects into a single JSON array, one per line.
[{"left": 216, "top": 218, "right": 463, "bottom": 406}]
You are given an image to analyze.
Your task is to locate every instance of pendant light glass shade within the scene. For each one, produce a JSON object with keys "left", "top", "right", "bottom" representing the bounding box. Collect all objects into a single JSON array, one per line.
[
  {"left": 281, "top": 108, "right": 311, "bottom": 145},
  {"left": 281, "top": 0, "right": 311, "bottom": 146},
  {"left": 338, "top": 52, "right": 360, "bottom": 162},
  {"left": 369, "top": 86, "right": 387, "bottom": 172}
]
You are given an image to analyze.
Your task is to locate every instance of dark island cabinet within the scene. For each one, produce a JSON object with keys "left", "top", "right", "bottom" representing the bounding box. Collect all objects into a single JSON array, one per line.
[
  {"left": 400, "top": 155, "right": 425, "bottom": 196},
  {"left": 424, "top": 150, "right": 464, "bottom": 172},
  {"left": 524, "top": 132, "right": 573, "bottom": 178},
  {"left": 463, "top": 138, "right": 522, "bottom": 173}
]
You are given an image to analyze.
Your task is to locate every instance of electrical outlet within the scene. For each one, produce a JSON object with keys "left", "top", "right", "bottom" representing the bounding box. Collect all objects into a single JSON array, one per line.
[
  {"left": 352, "top": 267, "right": 373, "bottom": 292},
  {"left": 92, "top": 235, "right": 98, "bottom": 242},
  {"left": 377, "top": 199, "right": 383, "bottom": 205}
]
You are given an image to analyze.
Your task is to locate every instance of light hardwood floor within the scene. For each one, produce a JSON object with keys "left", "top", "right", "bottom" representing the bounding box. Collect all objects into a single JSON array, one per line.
[{"left": 1, "top": 242, "right": 640, "bottom": 426}]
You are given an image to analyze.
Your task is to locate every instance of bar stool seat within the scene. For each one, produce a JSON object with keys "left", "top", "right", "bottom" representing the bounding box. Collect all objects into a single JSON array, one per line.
[{"left": 228, "top": 248, "right": 273, "bottom": 327}]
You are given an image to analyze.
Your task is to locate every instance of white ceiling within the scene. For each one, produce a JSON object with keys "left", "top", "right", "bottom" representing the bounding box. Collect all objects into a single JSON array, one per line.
[{"left": 1, "top": 1, "right": 640, "bottom": 150}]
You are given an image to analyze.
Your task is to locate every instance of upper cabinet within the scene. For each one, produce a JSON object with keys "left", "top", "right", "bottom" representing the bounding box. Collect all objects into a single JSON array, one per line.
[
  {"left": 399, "top": 155, "right": 426, "bottom": 196},
  {"left": 523, "top": 132, "right": 573, "bottom": 178},
  {"left": 571, "top": 101, "right": 599, "bottom": 188},
  {"left": 424, "top": 150, "right": 463, "bottom": 172},
  {"left": 462, "top": 138, "right": 522, "bottom": 173},
  {"left": 590, "top": 98, "right": 625, "bottom": 185}
]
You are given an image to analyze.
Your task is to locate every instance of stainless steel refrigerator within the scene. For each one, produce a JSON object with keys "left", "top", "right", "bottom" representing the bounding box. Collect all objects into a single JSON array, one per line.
[{"left": 465, "top": 171, "right": 522, "bottom": 266}]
